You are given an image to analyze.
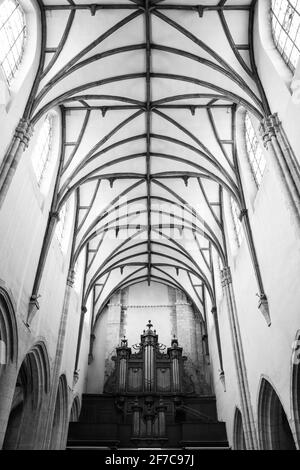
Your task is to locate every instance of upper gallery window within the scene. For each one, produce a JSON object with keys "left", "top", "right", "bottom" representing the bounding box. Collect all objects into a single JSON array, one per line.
[
  {"left": 230, "top": 197, "right": 244, "bottom": 248},
  {"left": 31, "top": 114, "right": 53, "bottom": 187},
  {"left": 271, "top": 0, "right": 300, "bottom": 71},
  {"left": 0, "top": 0, "right": 27, "bottom": 85},
  {"left": 245, "top": 113, "right": 266, "bottom": 188},
  {"left": 55, "top": 204, "right": 67, "bottom": 248}
]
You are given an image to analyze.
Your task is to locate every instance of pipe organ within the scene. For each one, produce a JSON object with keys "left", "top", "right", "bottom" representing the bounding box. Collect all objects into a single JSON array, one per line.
[
  {"left": 104, "top": 321, "right": 195, "bottom": 444},
  {"left": 107, "top": 321, "right": 187, "bottom": 395},
  {"left": 69, "top": 321, "right": 227, "bottom": 449}
]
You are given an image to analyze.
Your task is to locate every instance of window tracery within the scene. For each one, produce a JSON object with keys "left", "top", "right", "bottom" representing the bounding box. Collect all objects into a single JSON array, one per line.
[
  {"left": 0, "top": 0, "right": 26, "bottom": 85},
  {"left": 31, "top": 114, "right": 53, "bottom": 187},
  {"left": 271, "top": 0, "right": 300, "bottom": 71},
  {"left": 230, "top": 198, "right": 244, "bottom": 247},
  {"left": 245, "top": 113, "right": 266, "bottom": 188}
]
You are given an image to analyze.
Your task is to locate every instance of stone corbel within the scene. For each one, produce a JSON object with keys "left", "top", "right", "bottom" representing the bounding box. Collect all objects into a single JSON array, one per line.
[
  {"left": 257, "top": 293, "right": 271, "bottom": 327},
  {"left": 27, "top": 294, "right": 41, "bottom": 325},
  {"left": 73, "top": 369, "right": 80, "bottom": 387},
  {"left": 219, "top": 370, "right": 226, "bottom": 392}
]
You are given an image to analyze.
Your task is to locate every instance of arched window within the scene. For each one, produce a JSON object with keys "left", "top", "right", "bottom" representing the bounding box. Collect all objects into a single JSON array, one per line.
[
  {"left": 271, "top": 0, "right": 300, "bottom": 72},
  {"left": 233, "top": 408, "right": 247, "bottom": 450},
  {"left": 258, "top": 378, "right": 296, "bottom": 449},
  {"left": 55, "top": 204, "right": 67, "bottom": 247},
  {"left": 230, "top": 198, "right": 244, "bottom": 247},
  {"left": 31, "top": 114, "right": 53, "bottom": 187},
  {"left": 245, "top": 113, "right": 266, "bottom": 188},
  {"left": 0, "top": 0, "right": 26, "bottom": 85}
]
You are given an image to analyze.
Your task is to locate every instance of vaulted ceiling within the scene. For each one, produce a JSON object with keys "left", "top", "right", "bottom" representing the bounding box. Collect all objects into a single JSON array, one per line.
[{"left": 29, "top": 0, "right": 269, "bottom": 325}]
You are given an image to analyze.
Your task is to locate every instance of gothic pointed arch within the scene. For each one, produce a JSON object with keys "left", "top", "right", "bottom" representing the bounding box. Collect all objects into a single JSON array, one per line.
[
  {"left": 50, "top": 374, "right": 69, "bottom": 450},
  {"left": 257, "top": 377, "right": 296, "bottom": 450},
  {"left": 291, "top": 329, "right": 300, "bottom": 447},
  {"left": 233, "top": 407, "right": 246, "bottom": 450},
  {"left": 0, "top": 285, "right": 18, "bottom": 372},
  {"left": 69, "top": 395, "right": 81, "bottom": 423},
  {"left": 2, "top": 340, "right": 50, "bottom": 449}
]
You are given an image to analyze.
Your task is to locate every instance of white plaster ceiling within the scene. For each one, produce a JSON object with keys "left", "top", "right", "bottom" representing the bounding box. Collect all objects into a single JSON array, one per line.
[{"left": 31, "top": 0, "right": 267, "bottom": 323}]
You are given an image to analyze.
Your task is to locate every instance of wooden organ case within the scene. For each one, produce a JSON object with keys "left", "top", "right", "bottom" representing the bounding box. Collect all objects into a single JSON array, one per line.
[
  {"left": 67, "top": 320, "right": 228, "bottom": 449},
  {"left": 104, "top": 321, "right": 195, "bottom": 446}
]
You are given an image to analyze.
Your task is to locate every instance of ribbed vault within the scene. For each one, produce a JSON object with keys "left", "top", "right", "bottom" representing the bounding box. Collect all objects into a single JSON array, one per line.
[{"left": 26, "top": 0, "right": 270, "bottom": 336}]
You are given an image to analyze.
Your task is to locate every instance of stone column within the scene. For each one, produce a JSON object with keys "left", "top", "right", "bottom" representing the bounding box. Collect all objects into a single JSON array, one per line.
[
  {"left": 27, "top": 211, "right": 60, "bottom": 324},
  {"left": 87, "top": 333, "right": 96, "bottom": 365},
  {"left": 221, "top": 266, "right": 258, "bottom": 450},
  {"left": 42, "top": 269, "right": 75, "bottom": 449},
  {"left": 0, "top": 118, "right": 33, "bottom": 209},
  {"left": 207, "top": 306, "right": 226, "bottom": 392},
  {"left": 238, "top": 208, "right": 271, "bottom": 327},
  {"left": 260, "top": 113, "right": 300, "bottom": 230}
]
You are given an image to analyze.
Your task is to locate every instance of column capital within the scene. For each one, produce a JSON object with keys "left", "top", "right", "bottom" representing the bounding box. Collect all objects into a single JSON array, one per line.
[
  {"left": 238, "top": 208, "right": 248, "bottom": 221},
  {"left": 14, "top": 118, "right": 34, "bottom": 148},
  {"left": 219, "top": 370, "right": 226, "bottom": 392},
  {"left": 259, "top": 113, "right": 280, "bottom": 148},
  {"left": 67, "top": 269, "right": 76, "bottom": 287},
  {"left": 49, "top": 210, "right": 60, "bottom": 221},
  {"left": 211, "top": 306, "right": 217, "bottom": 315},
  {"left": 221, "top": 266, "right": 232, "bottom": 287}
]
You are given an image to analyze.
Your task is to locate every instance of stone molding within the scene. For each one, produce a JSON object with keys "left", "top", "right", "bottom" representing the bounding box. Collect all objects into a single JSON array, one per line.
[
  {"left": 14, "top": 118, "right": 34, "bottom": 148},
  {"left": 221, "top": 266, "right": 232, "bottom": 287},
  {"left": 259, "top": 113, "right": 280, "bottom": 148},
  {"left": 108, "top": 303, "right": 191, "bottom": 308}
]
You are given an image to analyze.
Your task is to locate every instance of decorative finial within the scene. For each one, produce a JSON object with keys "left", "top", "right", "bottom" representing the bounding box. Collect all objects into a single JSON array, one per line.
[{"left": 146, "top": 320, "right": 153, "bottom": 329}]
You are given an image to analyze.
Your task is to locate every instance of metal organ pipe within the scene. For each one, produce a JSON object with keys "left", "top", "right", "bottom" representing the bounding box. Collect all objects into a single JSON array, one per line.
[
  {"left": 143, "top": 321, "right": 156, "bottom": 392},
  {"left": 168, "top": 336, "right": 183, "bottom": 393},
  {"left": 144, "top": 340, "right": 155, "bottom": 391}
]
